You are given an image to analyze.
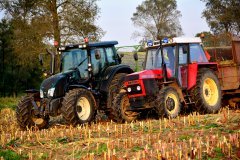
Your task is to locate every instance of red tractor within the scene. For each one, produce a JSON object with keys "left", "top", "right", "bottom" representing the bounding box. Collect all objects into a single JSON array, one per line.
[{"left": 112, "top": 37, "right": 222, "bottom": 122}]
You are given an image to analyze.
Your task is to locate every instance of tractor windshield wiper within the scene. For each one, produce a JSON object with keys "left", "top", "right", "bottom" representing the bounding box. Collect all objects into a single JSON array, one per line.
[{"left": 69, "top": 57, "right": 88, "bottom": 70}]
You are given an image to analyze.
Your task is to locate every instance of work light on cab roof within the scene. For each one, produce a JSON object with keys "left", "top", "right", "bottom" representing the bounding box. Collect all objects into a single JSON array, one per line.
[{"left": 146, "top": 37, "right": 202, "bottom": 48}]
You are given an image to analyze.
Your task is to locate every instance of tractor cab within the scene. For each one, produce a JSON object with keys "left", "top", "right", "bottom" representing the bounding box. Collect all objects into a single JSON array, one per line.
[
  {"left": 59, "top": 41, "right": 120, "bottom": 81},
  {"left": 143, "top": 38, "right": 209, "bottom": 87}
]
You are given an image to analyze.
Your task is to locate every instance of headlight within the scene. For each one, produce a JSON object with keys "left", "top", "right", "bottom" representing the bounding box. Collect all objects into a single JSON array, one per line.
[
  {"left": 47, "top": 88, "right": 55, "bottom": 97},
  {"left": 136, "top": 86, "right": 141, "bottom": 91},
  {"left": 127, "top": 87, "right": 132, "bottom": 92},
  {"left": 40, "top": 90, "right": 44, "bottom": 98}
]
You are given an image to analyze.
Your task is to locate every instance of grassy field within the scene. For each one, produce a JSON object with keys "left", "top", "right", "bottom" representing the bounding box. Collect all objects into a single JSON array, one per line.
[
  {"left": 0, "top": 97, "right": 20, "bottom": 111},
  {"left": 0, "top": 106, "right": 240, "bottom": 160}
]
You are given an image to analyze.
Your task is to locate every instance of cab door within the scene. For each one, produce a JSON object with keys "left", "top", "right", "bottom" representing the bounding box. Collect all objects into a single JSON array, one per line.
[{"left": 178, "top": 44, "right": 189, "bottom": 88}]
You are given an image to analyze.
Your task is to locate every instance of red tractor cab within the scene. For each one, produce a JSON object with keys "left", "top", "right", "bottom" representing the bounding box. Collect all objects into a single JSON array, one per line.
[{"left": 113, "top": 37, "right": 222, "bottom": 122}]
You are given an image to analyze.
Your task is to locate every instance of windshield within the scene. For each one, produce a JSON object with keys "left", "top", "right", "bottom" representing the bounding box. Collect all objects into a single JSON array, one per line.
[
  {"left": 145, "top": 46, "right": 176, "bottom": 74},
  {"left": 62, "top": 49, "right": 88, "bottom": 78}
]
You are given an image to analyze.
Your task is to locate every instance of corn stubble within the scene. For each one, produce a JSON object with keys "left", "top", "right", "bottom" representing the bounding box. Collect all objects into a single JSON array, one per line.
[{"left": 0, "top": 108, "right": 240, "bottom": 160}]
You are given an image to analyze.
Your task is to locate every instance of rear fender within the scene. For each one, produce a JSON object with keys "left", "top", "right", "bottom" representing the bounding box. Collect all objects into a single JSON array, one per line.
[
  {"left": 68, "top": 85, "right": 89, "bottom": 90},
  {"left": 187, "top": 63, "right": 218, "bottom": 90},
  {"left": 25, "top": 89, "right": 40, "bottom": 100},
  {"left": 100, "top": 65, "right": 133, "bottom": 93}
]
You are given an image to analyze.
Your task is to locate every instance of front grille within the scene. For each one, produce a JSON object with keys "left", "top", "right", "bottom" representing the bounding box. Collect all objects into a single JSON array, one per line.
[{"left": 125, "top": 74, "right": 139, "bottom": 81}]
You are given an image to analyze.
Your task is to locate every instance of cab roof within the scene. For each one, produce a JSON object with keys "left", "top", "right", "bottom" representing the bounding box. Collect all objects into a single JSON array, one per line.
[
  {"left": 172, "top": 37, "right": 201, "bottom": 43},
  {"left": 146, "top": 37, "right": 202, "bottom": 49},
  {"left": 65, "top": 41, "right": 118, "bottom": 48}
]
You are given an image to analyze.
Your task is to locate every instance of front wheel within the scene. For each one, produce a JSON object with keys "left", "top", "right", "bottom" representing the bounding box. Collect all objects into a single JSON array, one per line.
[
  {"left": 16, "top": 96, "right": 49, "bottom": 130},
  {"left": 112, "top": 92, "right": 139, "bottom": 123},
  {"left": 155, "top": 87, "right": 181, "bottom": 118},
  {"left": 61, "top": 88, "right": 96, "bottom": 126},
  {"left": 190, "top": 68, "right": 221, "bottom": 114}
]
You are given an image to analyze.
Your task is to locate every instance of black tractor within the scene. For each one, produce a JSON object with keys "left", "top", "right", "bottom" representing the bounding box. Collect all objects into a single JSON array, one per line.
[{"left": 16, "top": 39, "right": 133, "bottom": 129}]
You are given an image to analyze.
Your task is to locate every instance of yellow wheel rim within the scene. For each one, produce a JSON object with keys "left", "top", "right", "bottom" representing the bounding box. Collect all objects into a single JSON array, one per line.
[
  {"left": 203, "top": 78, "right": 218, "bottom": 106},
  {"left": 166, "top": 93, "right": 179, "bottom": 114}
]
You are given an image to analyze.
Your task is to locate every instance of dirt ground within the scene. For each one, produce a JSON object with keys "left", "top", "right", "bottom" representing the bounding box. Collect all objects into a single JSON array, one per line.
[{"left": 0, "top": 107, "right": 240, "bottom": 160}]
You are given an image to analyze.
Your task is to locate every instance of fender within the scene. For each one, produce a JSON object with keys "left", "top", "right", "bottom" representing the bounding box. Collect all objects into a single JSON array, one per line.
[
  {"left": 188, "top": 63, "right": 218, "bottom": 90},
  {"left": 25, "top": 89, "right": 40, "bottom": 99},
  {"left": 100, "top": 64, "right": 134, "bottom": 93},
  {"left": 68, "top": 84, "right": 89, "bottom": 90}
]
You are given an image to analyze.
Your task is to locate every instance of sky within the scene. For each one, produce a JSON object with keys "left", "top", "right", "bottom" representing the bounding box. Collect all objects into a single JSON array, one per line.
[
  {"left": 0, "top": 0, "right": 210, "bottom": 47},
  {"left": 97, "top": 0, "right": 210, "bottom": 46}
]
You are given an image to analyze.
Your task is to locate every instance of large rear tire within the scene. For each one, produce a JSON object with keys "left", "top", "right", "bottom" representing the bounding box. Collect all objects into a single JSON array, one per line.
[
  {"left": 16, "top": 96, "right": 49, "bottom": 130},
  {"left": 112, "top": 92, "right": 138, "bottom": 123},
  {"left": 61, "top": 88, "right": 96, "bottom": 126},
  {"left": 106, "top": 73, "right": 127, "bottom": 119},
  {"left": 155, "top": 87, "right": 181, "bottom": 118},
  {"left": 190, "top": 68, "right": 221, "bottom": 114}
]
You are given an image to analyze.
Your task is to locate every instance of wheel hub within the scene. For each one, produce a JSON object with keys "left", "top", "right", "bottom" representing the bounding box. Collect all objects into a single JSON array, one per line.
[
  {"left": 76, "top": 97, "right": 91, "bottom": 121},
  {"left": 166, "top": 97, "right": 175, "bottom": 111},
  {"left": 203, "top": 78, "right": 218, "bottom": 106}
]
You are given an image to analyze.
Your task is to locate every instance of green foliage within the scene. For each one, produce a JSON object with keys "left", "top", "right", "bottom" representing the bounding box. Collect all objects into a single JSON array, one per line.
[
  {"left": 131, "top": 0, "right": 182, "bottom": 40},
  {"left": 202, "top": 0, "right": 240, "bottom": 35},
  {"left": 213, "top": 147, "right": 224, "bottom": 158},
  {"left": 131, "top": 146, "right": 144, "bottom": 152},
  {"left": 96, "top": 143, "right": 107, "bottom": 155},
  {"left": 0, "top": 149, "right": 24, "bottom": 160},
  {"left": 0, "top": 0, "right": 103, "bottom": 96},
  {"left": 0, "top": 97, "right": 19, "bottom": 110},
  {"left": 178, "top": 134, "right": 193, "bottom": 141},
  {"left": 204, "top": 123, "right": 220, "bottom": 129}
]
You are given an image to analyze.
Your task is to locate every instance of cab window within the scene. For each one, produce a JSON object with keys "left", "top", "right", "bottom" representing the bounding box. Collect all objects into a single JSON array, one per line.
[
  {"left": 190, "top": 44, "right": 208, "bottom": 62},
  {"left": 91, "top": 48, "right": 105, "bottom": 76},
  {"left": 105, "top": 47, "right": 116, "bottom": 64},
  {"left": 179, "top": 45, "right": 188, "bottom": 65}
]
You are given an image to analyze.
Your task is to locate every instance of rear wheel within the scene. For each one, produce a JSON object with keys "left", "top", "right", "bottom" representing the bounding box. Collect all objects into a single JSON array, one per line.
[
  {"left": 155, "top": 87, "right": 181, "bottom": 118},
  {"left": 61, "top": 88, "right": 96, "bottom": 126},
  {"left": 16, "top": 96, "right": 49, "bottom": 130},
  {"left": 190, "top": 68, "right": 221, "bottom": 113},
  {"left": 106, "top": 73, "right": 127, "bottom": 119},
  {"left": 112, "top": 92, "right": 138, "bottom": 123}
]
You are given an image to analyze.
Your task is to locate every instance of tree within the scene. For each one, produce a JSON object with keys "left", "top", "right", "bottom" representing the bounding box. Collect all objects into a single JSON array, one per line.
[
  {"left": 0, "top": 0, "right": 104, "bottom": 96},
  {"left": 131, "top": 0, "right": 182, "bottom": 40},
  {"left": 202, "top": 0, "right": 240, "bottom": 35},
  {"left": 0, "top": 0, "right": 104, "bottom": 45},
  {"left": 0, "top": 19, "right": 13, "bottom": 96}
]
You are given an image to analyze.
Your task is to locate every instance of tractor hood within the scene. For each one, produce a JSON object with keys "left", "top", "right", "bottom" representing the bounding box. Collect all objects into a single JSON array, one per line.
[
  {"left": 125, "top": 69, "right": 172, "bottom": 81},
  {"left": 40, "top": 70, "right": 79, "bottom": 98}
]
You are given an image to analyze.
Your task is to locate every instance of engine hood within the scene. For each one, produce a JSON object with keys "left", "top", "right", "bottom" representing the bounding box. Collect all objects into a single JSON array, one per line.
[
  {"left": 125, "top": 69, "right": 172, "bottom": 81},
  {"left": 40, "top": 70, "right": 79, "bottom": 98}
]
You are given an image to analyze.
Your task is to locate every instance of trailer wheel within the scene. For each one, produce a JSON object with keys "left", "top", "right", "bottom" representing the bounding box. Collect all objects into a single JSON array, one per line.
[
  {"left": 190, "top": 68, "right": 221, "bottom": 114},
  {"left": 16, "top": 96, "right": 49, "bottom": 130},
  {"left": 155, "top": 87, "right": 181, "bottom": 118},
  {"left": 106, "top": 73, "right": 127, "bottom": 119},
  {"left": 61, "top": 88, "right": 96, "bottom": 126},
  {"left": 112, "top": 92, "right": 138, "bottom": 123}
]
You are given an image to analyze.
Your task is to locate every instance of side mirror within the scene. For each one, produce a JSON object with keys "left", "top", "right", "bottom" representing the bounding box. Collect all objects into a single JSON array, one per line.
[
  {"left": 133, "top": 52, "right": 138, "bottom": 61},
  {"left": 120, "top": 53, "right": 124, "bottom": 58},
  {"left": 95, "top": 50, "right": 101, "bottom": 60},
  {"left": 39, "top": 54, "right": 44, "bottom": 65}
]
